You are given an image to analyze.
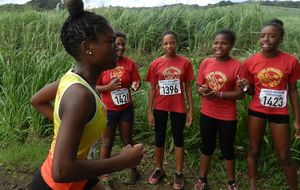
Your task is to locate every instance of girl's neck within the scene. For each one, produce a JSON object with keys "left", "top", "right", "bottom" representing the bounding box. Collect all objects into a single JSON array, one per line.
[
  {"left": 215, "top": 55, "right": 231, "bottom": 62},
  {"left": 163, "top": 54, "right": 177, "bottom": 59},
  {"left": 261, "top": 50, "right": 279, "bottom": 58},
  {"left": 75, "top": 64, "right": 99, "bottom": 88}
]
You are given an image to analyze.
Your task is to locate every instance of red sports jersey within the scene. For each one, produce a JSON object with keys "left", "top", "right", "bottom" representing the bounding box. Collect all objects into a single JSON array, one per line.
[
  {"left": 97, "top": 56, "right": 141, "bottom": 111},
  {"left": 145, "top": 55, "right": 194, "bottom": 113},
  {"left": 197, "top": 57, "right": 246, "bottom": 121},
  {"left": 245, "top": 51, "right": 300, "bottom": 114}
]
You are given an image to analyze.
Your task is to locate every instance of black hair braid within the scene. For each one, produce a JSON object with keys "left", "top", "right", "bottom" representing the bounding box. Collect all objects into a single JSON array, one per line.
[
  {"left": 213, "top": 29, "right": 236, "bottom": 46},
  {"left": 60, "top": 0, "right": 110, "bottom": 60}
]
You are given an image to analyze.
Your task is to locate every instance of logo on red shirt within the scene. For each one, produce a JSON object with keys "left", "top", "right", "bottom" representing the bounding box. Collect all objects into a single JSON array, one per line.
[
  {"left": 110, "top": 66, "right": 125, "bottom": 80},
  {"left": 162, "top": 66, "right": 182, "bottom": 79},
  {"left": 257, "top": 67, "right": 283, "bottom": 88},
  {"left": 206, "top": 71, "right": 227, "bottom": 91}
]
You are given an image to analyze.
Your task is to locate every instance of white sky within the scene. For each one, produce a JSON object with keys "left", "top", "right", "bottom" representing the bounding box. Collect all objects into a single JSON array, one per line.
[{"left": 0, "top": 0, "right": 298, "bottom": 8}]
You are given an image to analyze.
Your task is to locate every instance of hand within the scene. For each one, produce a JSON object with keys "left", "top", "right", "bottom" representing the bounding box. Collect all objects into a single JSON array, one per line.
[
  {"left": 109, "top": 77, "right": 121, "bottom": 91},
  {"left": 197, "top": 84, "right": 212, "bottom": 96},
  {"left": 118, "top": 144, "right": 145, "bottom": 168},
  {"left": 236, "top": 79, "right": 248, "bottom": 92},
  {"left": 147, "top": 110, "right": 155, "bottom": 127},
  {"left": 131, "top": 81, "right": 140, "bottom": 91},
  {"left": 185, "top": 111, "right": 193, "bottom": 127}
]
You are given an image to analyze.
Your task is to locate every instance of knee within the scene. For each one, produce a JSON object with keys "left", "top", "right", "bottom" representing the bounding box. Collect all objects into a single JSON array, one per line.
[
  {"left": 247, "top": 146, "right": 260, "bottom": 159},
  {"left": 101, "top": 138, "right": 114, "bottom": 149},
  {"left": 278, "top": 153, "right": 293, "bottom": 167}
]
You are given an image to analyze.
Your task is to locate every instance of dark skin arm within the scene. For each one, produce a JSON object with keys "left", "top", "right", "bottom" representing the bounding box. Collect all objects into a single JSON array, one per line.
[
  {"left": 289, "top": 82, "right": 300, "bottom": 139},
  {"left": 96, "top": 77, "right": 121, "bottom": 92},
  {"left": 147, "top": 84, "right": 156, "bottom": 127},
  {"left": 52, "top": 84, "right": 145, "bottom": 182},
  {"left": 185, "top": 82, "right": 193, "bottom": 127},
  {"left": 30, "top": 81, "right": 59, "bottom": 121},
  {"left": 196, "top": 84, "right": 245, "bottom": 100}
]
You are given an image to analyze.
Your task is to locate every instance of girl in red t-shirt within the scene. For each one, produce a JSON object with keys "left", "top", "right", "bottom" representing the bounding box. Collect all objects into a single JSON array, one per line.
[
  {"left": 242, "top": 19, "right": 300, "bottom": 190},
  {"left": 146, "top": 31, "right": 194, "bottom": 190},
  {"left": 96, "top": 31, "right": 141, "bottom": 185},
  {"left": 194, "top": 30, "right": 245, "bottom": 190}
]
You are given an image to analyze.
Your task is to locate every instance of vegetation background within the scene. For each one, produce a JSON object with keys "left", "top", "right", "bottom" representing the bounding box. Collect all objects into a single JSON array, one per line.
[{"left": 0, "top": 1, "right": 299, "bottom": 189}]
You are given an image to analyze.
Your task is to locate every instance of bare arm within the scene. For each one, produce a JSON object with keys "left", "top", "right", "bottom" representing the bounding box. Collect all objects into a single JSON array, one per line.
[
  {"left": 196, "top": 84, "right": 244, "bottom": 100},
  {"left": 95, "top": 77, "right": 121, "bottom": 92},
  {"left": 289, "top": 82, "right": 300, "bottom": 138},
  {"left": 185, "top": 82, "right": 193, "bottom": 127},
  {"left": 147, "top": 84, "right": 156, "bottom": 127},
  {"left": 30, "top": 81, "right": 59, "bottom": 121},
  {"left": 52, "top": 84, "right": 145, "bottom": 182}
]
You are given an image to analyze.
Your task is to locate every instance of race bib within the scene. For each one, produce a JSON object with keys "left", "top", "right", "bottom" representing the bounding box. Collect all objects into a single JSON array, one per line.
[
  {"left": 87, "top": 141, "right": 99, "bottom": 160},
  {"left": 111, "top": 88, "right": 130, "bottom": 106},
  {"left": 259, "top": 88, "right": 287, "bottom": 108},
  {"left": 158, "top": 79, "right": 181, "bottom": 95}
]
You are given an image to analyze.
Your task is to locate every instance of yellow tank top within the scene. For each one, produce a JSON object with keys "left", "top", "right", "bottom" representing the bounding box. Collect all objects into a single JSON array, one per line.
[
  {"left": 41, "top": 70, "right": 107, "bottom": 190},
  {"left": 50, "top": 70, "right": 107, "bottom": 159}
]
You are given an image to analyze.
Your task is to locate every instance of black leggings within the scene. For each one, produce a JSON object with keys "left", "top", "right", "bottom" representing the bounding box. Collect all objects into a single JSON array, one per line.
[
  {"left": 153, "top": 109, "right": 186, "bottom": 147},
  {"left": 200, "top": 113, "right": 237, "bottom": 160}
]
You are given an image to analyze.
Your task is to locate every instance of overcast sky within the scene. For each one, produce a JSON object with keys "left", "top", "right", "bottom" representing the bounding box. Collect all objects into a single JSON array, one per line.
[{"left": 0, "top": 0, "right": 298, "bottom": 8}]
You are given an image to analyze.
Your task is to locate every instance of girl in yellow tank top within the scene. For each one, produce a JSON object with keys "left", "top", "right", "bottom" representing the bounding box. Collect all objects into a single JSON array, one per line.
[{"left": 30, "top": 0, "right": 145, "bottom": 190}]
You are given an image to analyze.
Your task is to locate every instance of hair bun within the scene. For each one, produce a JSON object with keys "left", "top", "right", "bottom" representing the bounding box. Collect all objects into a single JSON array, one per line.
[
  {"left": 66, "top": 0, "right": 84, "bottom": 18},
  {"left": 269, "top": 18, "right": 284, "bottom": 27}
]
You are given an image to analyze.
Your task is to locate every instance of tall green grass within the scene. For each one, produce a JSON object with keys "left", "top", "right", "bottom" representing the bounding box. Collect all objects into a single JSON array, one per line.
[{"left": 0, "top": 3, "right": 299, "bottom": 170}]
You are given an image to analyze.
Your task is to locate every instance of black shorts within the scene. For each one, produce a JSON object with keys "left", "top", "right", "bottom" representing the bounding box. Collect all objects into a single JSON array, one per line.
[
  {"left": 200, "top": 113, "right": 237, "bottom": 160},
  {"left": 248, "top": 109, "right": 289, "bottom": 124},
  {"left": 30, "top": 169, "right": 99, "bottom": 190},
  {"left": 107, "top": 105, "right": 134, "bottom": 126}
]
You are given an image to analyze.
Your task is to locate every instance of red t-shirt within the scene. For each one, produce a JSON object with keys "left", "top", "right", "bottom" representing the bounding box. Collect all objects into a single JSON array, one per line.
[
  {"left": 97, "top": 56, "right": 141, "bottom": 111},
  {"left": 245, "top": 51, "right": 300, "bottom": 115},
  {"left": 145, "top": 55, "right": 194, "bottom": 113},
  {"left": 197, "top": 57, "right": 246, "bottom": 121}
]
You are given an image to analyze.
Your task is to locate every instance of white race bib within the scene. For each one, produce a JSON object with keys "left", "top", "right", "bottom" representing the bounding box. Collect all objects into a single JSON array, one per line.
[
  {"left": 111, "top": 88, "right": 130, "bottom": 106},
  {"left": 87, "top": 141, "right": 99, "bottom": 160},
  {"left": 158, "top": 79, "right": 181, "bottom": 95},
  {"left": 259, "top": 88, "right": 287, "bottom": 108}
]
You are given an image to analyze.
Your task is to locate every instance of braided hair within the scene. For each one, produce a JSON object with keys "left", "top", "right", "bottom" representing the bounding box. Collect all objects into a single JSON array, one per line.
[{"left": 60, "top": 0, "right": 110, "bottom": 60}]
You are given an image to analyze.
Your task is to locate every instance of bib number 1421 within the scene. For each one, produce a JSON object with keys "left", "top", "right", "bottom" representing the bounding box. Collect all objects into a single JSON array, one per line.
[{"left": 111, "top": 88, "right": 130, "bottom": 106}]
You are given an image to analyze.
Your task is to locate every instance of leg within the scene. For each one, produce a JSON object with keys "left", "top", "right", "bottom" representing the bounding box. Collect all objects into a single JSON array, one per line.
[
  {"left": 218, "top": 120, "right": 237, "bottom": 182},
  {"left": 170, "top": 111, "right": 185, "bottom": 190},
  {"left": 153, "top": 109, "right": 168, "bottom": 168},
  {"left": 269, "top": 122, "right": 297, "bottom": 190},
  {"left": 100, "top": 123, "right": 117, "bottom": 160},
  {"left": 170, "top": 112, "right": 186, "bottom": 173},
  {"left": 199, "top": 114, "right": 217, "bottom": 179},
  {"left": 148, "top": 110, "right": 168, "bottom": 185},
  {"left": 246, "top": 114, "right": 266, "bottom": 190}
]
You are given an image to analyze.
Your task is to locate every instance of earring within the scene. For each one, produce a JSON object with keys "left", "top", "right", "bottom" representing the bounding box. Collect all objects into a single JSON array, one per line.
[{"left": 87, "top": 51, "right": 92, "bottom": 55}]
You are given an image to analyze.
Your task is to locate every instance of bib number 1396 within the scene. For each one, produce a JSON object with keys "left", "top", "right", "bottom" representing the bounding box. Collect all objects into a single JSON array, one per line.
[
  {"left": 259, "top": 88, "right": 287, "bottom": 108},
  {"left": 158, "top": 79, "right": 181, "bottom": 96}
]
